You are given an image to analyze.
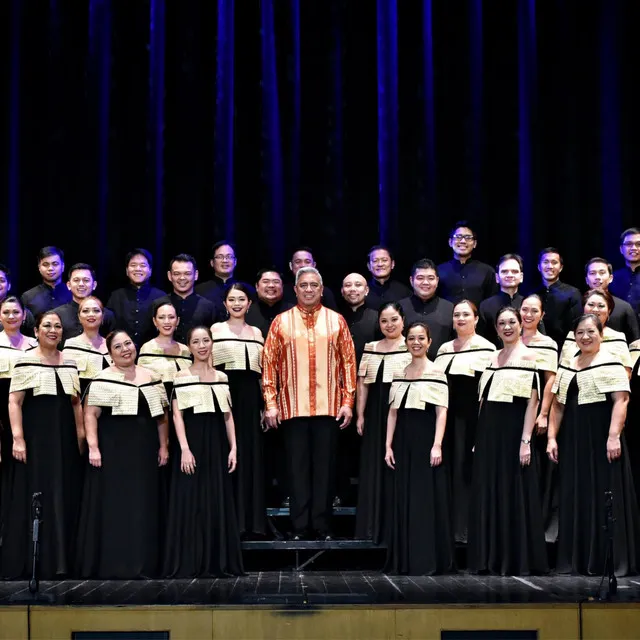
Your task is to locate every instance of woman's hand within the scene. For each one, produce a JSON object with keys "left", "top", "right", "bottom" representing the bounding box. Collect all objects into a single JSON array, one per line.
[
  {"left": 181, "top": 449, "right": 196, "bottom": 475},
  {"left": 88, "top": 447, "right": 102, "bottom": 468},
  {"left": 385, "top": 447, "right": 395, "bottom": 470},
  {"left": 430, "top": 444, "right": 442, "bottom": 467},
  {"left": 519, "top": 442, "right": 531, "bottom": 466},
  {"left": 535, "top": 414, "right": 548, "bottom": 434},
  {"left": 546, "top": 438, "right": 558, "bottom": 464},
  {"left": 12, "top": 437, "right": 26, "bottom": 463},
  {"left": 228, "top": 447, "right": 237, "bottom": 473},
  {"left": 356, "top": 416, "right": 365, "bottom": 436},
  {"left": 158, "top": 445, "right": 169, "bottom": 467},
  {"left": 607, "top": 435, "right": 622, "bottom": 463}
]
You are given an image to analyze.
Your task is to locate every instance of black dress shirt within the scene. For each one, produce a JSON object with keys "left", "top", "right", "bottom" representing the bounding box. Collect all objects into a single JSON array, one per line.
[
  {"left": 532, "top": 280, "right": 582, "bottom": 349},
  {"left": 399, "top": 295, "right": 455, "bottom": 359},
  {"left": 608, "top": 295, "right": 640, "bottom": 343},
  {"left": 0, "top": 306, "right": 35, "bottom": 336},
  {"left": 54, "top": 301, "right": 117, "bottom": 344},
  {"left": 339, "top": 304, "right": 381, "bottom": 364},
  {"left": 107, "top": 282, "right": 167, "bottom": 348},
  {"left": 21, "top": 282, "right": 72, "bottom": 317},
  {"left": 283, "top": 283, "right": 338, "bottom": 311},
  {"left": 196, "top": 275, "right": 257, "bottom": 305},
  {"left": 436, "top": 258, "right": 498, "bottom": 307},
  {"left": 610, "top": 266, "right": 640, "bottom": 316},
  {"left": 478, "top": 291, "right": 525, "bottom": 347},
  {"left": 162, "top": 292, "right": 219, "bottom": 345},
  {"left": 245, "top": 298, "right": 295, "bottom": 340},
  {"left": 365, "top": 278, "right": 412, "bottom": 311}
]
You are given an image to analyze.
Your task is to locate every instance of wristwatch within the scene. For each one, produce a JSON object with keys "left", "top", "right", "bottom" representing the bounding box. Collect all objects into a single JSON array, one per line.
[{"left": 521, "top": 438, "right": 531, "bottom": 445}]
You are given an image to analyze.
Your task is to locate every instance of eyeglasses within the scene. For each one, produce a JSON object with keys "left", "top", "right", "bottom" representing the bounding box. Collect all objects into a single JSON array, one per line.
[
  {"left": 622, "top": 241, "right": 640, "bottom": 249},
  {"left": 214, "top": 254, "right": 236, "bottom": 261},
  {"left": 452, "top": 234, "right": 474, "bottom": 241}
]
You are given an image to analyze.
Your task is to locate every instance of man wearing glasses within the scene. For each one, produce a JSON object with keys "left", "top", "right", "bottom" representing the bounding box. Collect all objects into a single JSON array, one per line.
[
  {"left": 437, "top": 221, "right": 497, "bottom": 308},
  {"left": 610, "top": 227, "right": 640, "bottom": 319},
  {"left": 364, "top": 245, "right": 411, "bottom": 310}
]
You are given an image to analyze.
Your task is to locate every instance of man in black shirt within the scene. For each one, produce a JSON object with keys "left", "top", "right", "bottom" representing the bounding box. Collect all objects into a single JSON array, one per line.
[
  {"left": 0, "top": 264, "right": 35, "bottom": 334},
  {"left": 365, "top": 245, "right": 411, "bottom": 311},
  {"left": 609, "top": 227, "right": 640, "bottom": 319},
  {"left": 479, "top": 254, "right": 525, "bottom": 346},
  {"left": 399, "top": 258, "right": 454, "bottom": 358},
  {"left": 282, "top": 246, "right": 338, "bottom": 311},
  {"left": 437, "top": 221, "right": 497, "bottom": 307},
  {"left": 585, "top": 257, "right": 640, "bottom": 343},
  {"left": 53, "top": 263, "right": 116, "bottom": 343},
  {"left": 532, "top": 247, "right": 582, "bottom": 349},
  {"left": 340, "top": 272, "right": 380, "bottom": 364},
  {"left": 161, "top": 254, "right": 219, "bottom": 345},
  {"left": 195, "top": 240, "right": 256, "bottom": 311},
  {"left": 107, "top": 248, "right": 166, "bottom": 348},
  {"left": 245, "top": 268, "right": 294, "bottom": 339},
  {"left": 21, "top": 246, "right": 72, "bottom": 316}
]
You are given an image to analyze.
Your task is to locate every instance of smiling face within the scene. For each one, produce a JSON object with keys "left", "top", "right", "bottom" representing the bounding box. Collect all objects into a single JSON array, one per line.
[
  {"left": 168, "top": 261, "right": 197, "bottom": 296},
  {"left": 78, "top": 297, "right": 104, "bottom": 332},
  {"left": 153, "top": 304, "right": 179, "bottom": 338},
  {"left": 0, "top": 271, "right": 10, "bottom": 301},
  {"left": 341, "top": 273, "right": 369, "bottom": 307},
  {"left": 575, "top": 316, "right": 603, "bottom": 355},
  {"left": 224, "top": 289, "right": 251, "bottom": 320},
  {"left": 496, "top": 310, "right": 521, "bottom": 345},
  {"left": 109, "top": 332, "right": 137, "bottom": 367},
  {"left": 188, "top": 327, "right": 213, "bottom": 362},
  {"left": 620, "top": 233, "right": 640, "bottom": 267},
  {"left": 39, "top": 254, "right": 64, "bottom": 286},
  {"left": 36, "top": 313, "right": 63, "bottom": 349},
  {"left": 0, "top": 301, "right": 25, "bottom": 333},
  {"left": 211, "top": 244, "right": 236, "bottom": 278},
  {"left": 256, "top": 271, "right": 283, "bottom": 304},
  {"left": 378, "top": 306, "right": 404, "bottom": 340},
  {"left": 452, "top": 302, "right": 478, "bottom": 336},
  {"left": 295, "top": 271, "right": 323, "bottom": 309},
  {"left": 368, "top": 249, "right": 394, "bottom": 281},
  {"left": 127, "top": 254, "right": 151, "bottom": 287},
  {"left": 67, "top": 269, "right": 97, "bottom": 302},
  {"left": 585, "top": 261, "right": 613, "bottom": 290},
  {"left": 406, "top": 325, "right": 431, "bottom": 357},
  {"left": 410, "top": 268, "right": 438, "bottom": 301},
  {"left": 583, "top": 293, "right": 610, "bottom": 326},
  {"left": 520, "top": 296, "right": 544, "bottom": 332},
  {"left": 449, "top": 227, "right": 476, "bottom": 260},
  {"left": 290, "top": 251, "right": 315, "bottom": 276},
  {"left": 538, "top": 252, "right": 563, "bottom": 285}
]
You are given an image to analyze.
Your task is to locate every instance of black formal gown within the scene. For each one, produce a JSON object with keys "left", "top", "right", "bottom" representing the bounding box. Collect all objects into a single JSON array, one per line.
[
  {"left": 163, "top": 372, "right": 243, "bottom": 577},
  {"left": 62, "top": 336, "right": 112, "bottom": 397},
  {"left": 212, "top": 334, "right": 266, "bottom": 536},
  {"left": 467, "top": 359, "right": 547, "bottom": 575},
  {"left": 627, "top": 342, "right": 640, "bottom": 500},
  {"left": 355, "top": 342, "right": 411, "bottom": 543},
  {"left": 76, "top": 371, "right": 168, "bottom": 578},
  {"left": 435, "top": 335, "right": 495, "bottom": 543},
  {"left": 384, "top": 371, "right": 454, "bottom": 575},
  {"left": 1, "top": 356, "right": 82, "bottom": 579},
  {"left": 553, "top": 359, "right": 639, "bottom": 576}
]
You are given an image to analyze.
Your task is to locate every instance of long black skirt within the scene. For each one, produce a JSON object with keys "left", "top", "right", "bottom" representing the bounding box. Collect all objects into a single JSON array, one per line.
[
  {"left": 625, "top": 362, "right": 640, "bottom": 506},
  {"left": 355, "top": 370, "right": 392, "bottom": 543},
  {"left": 468, "top": 388, "right": 547, "bottom": 575},
  {"left": 163, "top": 408, "right": 243, "bottom": 577},
  {"left": 225, "top": 369, "right": 266, "bottom": 536},
  {"left": 556, "top": 380, "right": 639, "bottom": 576},
  {"left": 1, "top": 380, "right": 82, "bottom": 579},
  {"left": 76, "top": 402, "right": 162, "bottom": 579},
  {"left": 385, "top": 405, "right": 454, "bottom": 575}
]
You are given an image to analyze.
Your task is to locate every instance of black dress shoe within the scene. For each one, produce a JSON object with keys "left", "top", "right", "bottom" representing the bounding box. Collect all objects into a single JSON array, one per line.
[
  {"left": 291, "top": 531, "right": 307, "bottom": 541},
  {"left": 281, "top": 496, "right": 291, "bottom": 508},
  {"left": 316, "top": 532, "right": 333, "bottom": 542}
]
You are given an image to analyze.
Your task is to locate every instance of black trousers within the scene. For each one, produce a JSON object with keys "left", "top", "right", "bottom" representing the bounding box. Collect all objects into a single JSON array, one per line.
[{"left": 281, "top": 416, "right": 338, "bottom": 534}]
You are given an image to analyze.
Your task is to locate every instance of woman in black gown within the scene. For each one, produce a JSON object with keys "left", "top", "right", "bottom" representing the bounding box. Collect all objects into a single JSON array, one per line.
[
  {"left": 627, "top": 339, "right": 640, "bottom": 499},
  {"left": 435, "top": 300, "right": 495, "bottom": 544},
  {"left": 355, "top": 302, "right": 410, "bottom": 542},
  {"left": 163, "top": 326, "right": 243, "bottom": 577},
  {"left": 211, "top": 284, "right": 266, "bottom": 538},
  {"left": 384, "top": 322, "right": 453, "bottom": 575},
  {"left": 2, "top": 310, "right": 84, "bottom": 579},
  {"left": 76, "top": 330, "right": 169, "bottom": 579},
  {"left": 62, "top": 296, "right": 112, "bottom": 397},
  {"left": 547, "top": 314, "right": 638, "bottom": 576},
  {"left": 467, "top": 307, "right": 547, "bottom": 575}
]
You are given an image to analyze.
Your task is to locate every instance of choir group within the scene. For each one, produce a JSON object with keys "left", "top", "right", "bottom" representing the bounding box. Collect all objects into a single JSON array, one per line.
[{"left": 1, "top": 221, "right": 640, "bottom": 579}]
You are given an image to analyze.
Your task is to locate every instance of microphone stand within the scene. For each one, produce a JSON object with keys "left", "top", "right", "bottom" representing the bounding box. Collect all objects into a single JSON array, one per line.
[
  {"left": 10, "top": 492, "right": 54, "bottom": 603},
  {"left": 597, "top": 490, "right": 617, "bottom": 600}
]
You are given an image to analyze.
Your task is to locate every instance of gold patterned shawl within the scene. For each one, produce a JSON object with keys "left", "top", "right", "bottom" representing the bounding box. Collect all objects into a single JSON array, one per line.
[
  {"left": 358, "top": 340, "right": 411, "bottom": 384},
  {"left": 138, "top": 340, "right": 192, "bottom": 382},
  {"left": 0, "top": 345, "right": 30, "bottom": 379},
  {"left": 211, "top": 337, "right": 263, "bottom": 374},
  {"left": 62, "top": 337, "right": 113, "bottom": 380},
  {"left": 86, "top": 368, "right": 168, "bottom": 417},
  {"left": 9, "top": 354, "right": 80, "bottom": 397},
  {"left": 560, "top": 327, "right": 631, "bottom": 369},
  {"left": 172, "top": 372, "right": 232, "bottom": 414},
  {"left": 478, "top": 359, "right": 539, "bottom": 403},
  {"left": 435, "top": 334, "right": 496, "bottom": 378},
  {"left": 389, "top": 370, "right": 449, "bottom": 410},
  {"left": 524, "top": 333, "right": 559, "bottom": 373},
  {"left": 630, "top": 340, "right": 640, "bottom": 370},
  {"left": 552, "top": 360, "right": 630, "bottom": 405}
]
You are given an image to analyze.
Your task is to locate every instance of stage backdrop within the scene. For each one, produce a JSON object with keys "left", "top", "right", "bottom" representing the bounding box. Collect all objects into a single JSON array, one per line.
[{"left": 1, "top": 1, "right": 638, "bottom": 297}]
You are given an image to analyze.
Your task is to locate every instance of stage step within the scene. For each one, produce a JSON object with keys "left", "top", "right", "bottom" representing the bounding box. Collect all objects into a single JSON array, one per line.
[
  {"left": 266, "top": 506, "right": 356, "bottom": 517},
  {"left": 242, "top": 539, "right": 384, "bottom": 551}
]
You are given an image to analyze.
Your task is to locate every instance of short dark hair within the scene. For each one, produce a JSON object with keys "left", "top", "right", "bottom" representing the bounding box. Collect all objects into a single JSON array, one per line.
[
  {"left": 0, "top": 263, "right": 10, "bottom": 280},
  {"left": 126, "top": 248, "right": 153, "bottom": 269},
  {"left": 620, "top": 228, "right": 640, "bottom": 244},
  {"left": 291, "top": 246, "right": 314, "bottom": 258},
  {"left": 68, "top": 263, "right": 96, "bottom": 281},
  {"left": 256, "top": 267, "right": 283, "bottom": 283},
  {"left": 449, "top": 220, "right": 476, "bottom": 239},
  {"left": 168, "top": 253, "right": 197, "bottom": 271},
  {"left": 410, "top": 258, "right": 438, "bottom": 278},
  {"left": 538, "top": 247, "right": 563, "bottom": 265},
  {"left": 496, "top": 306, "right": 522, "bottom": 326},
  {"left": 152, "top": 298, "right": 178, "bottom": 317},
  {"left": 368, "top": 245, "right": 394, "bottom": 262},
  {"left": 0, "top": 295, "right": 23, "bottom": 311},
  {"left": 521, "top": 293, "right": 545, "bottom": 313},
  {"left": 583, "top": 287, "right": 615, "bottom": 315},
  {"left": 377, "top": 301, "right": 405, "bottom": 322},
  {"left": 210, "top": 240, "right": 236, "bottom": 259},
  {"left": 406, "top": 321, "right": 431, "bottom": 340},
  {"left": 187, "top": 325, "right": 213, "bottom": 344},
  {"left": 106, "top": 330, "right": 133, "bottom": 353},
  {"left": 38, "top": 246, "right": 64, "bottom": 263},
  {"left": 573, "top": 313, "right": 603, "bottom": 335},
  {"left": 497, "top": 253, "right": 524, "bottom": 272},
  {"left": 35, "top": 310, "right": 62, "bottom": 330},
  {"left": 585, "top": 257, "right": 613, "bottom": 276},
  {"left": 225, "top": 283, "right": 252, "bottom": 300}
]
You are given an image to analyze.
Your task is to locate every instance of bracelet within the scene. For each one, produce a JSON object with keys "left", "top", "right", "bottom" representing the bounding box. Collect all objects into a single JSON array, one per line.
[{"left": 521, "top": 438, "right": 531, "bottom": 445}]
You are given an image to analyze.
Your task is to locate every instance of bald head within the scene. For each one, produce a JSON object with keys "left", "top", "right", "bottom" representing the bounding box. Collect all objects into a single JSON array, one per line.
[{"left": 341, "top": 273, "right": 369, "bottom": 309}]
